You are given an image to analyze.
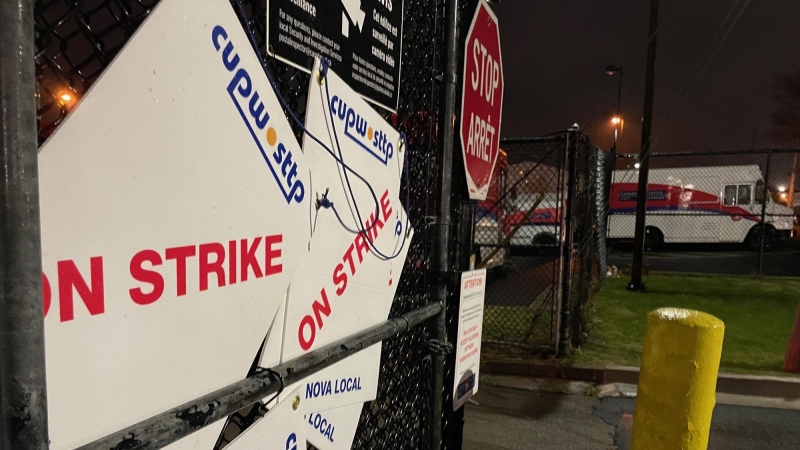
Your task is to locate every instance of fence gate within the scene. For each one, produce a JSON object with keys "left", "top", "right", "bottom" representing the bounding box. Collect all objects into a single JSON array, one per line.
[
  {"left": 474, "top": 136, "right": 568, "bottom": 352},
  {"left": 475, "top": 134, "right": 609, "bottom": 354}
]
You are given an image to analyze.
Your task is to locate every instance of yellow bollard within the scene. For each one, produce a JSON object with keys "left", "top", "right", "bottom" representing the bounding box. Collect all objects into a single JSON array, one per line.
[{"left": 631, "top": 308, "right": 725, "bottom": 450}]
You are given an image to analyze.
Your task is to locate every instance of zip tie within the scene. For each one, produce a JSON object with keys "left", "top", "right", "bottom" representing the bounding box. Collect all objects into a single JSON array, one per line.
[
  {"left": 427, "top": 339, "right": 453, "bottom": 355},
  {"left": 262, "top": 368, "right": 285, "bottom": 408},
  {"left": 398, "top": 132, "right": 406, "bottom": 154},
  {"left": 316, "top": 188, "right": 333, "bottom": 210}
]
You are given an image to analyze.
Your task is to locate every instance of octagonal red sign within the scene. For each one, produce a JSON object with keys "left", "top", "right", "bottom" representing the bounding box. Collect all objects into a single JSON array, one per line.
[{"left": 460, "top": 1, "right": 504, "bottom": 200}]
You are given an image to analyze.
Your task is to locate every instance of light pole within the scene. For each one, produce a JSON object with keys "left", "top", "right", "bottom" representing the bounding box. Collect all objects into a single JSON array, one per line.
[
  {"left": 606, "top": 65, "right": 623, "bottom": 159},
  {"left": 628, "top": 0, "right": 660, "bottom": 292},
  {"left": 611, "top": 116, "right": 624, "bottom": 155}
]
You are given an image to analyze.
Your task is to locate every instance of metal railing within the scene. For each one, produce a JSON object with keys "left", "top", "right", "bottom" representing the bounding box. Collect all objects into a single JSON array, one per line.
[{"left": 80, "top": 303, "right": 442, "bottom": 449}]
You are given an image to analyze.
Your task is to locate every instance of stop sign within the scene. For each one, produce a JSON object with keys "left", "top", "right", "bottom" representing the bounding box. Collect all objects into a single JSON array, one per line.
[{"left": 460, "top": 1, "right": 503, "bottom": 201}]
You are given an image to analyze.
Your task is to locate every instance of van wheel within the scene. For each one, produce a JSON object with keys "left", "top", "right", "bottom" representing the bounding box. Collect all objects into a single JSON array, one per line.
[
  {"left": 532, "top": 234, "right": 557, "bottom": 256},
  {"left": 746, "top": 225, "right": 775, "bottom": 251},
  {"left": 644, "top": 227, "right": 663, "bottom": 252}
]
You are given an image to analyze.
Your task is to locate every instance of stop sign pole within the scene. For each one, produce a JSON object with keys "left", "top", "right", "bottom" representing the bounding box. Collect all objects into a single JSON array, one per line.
[{"left": 460, "top": 0, "right": 504, "bottom": 201}]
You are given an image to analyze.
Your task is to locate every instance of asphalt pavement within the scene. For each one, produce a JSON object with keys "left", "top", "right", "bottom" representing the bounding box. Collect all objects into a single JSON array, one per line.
[
  {"left": 463, "top": 385, "right": 615, "bottom": 450},
  {"left": 608, "top": 243, "right": 800, "bottom": 277},
  {"left": 485, "top": 256, "right": 558, "bottom": 307},
  {"left": 596, "top": 396, "right": 800, "bottom": 450},
  {"left": 463, "top": 384, "right": 800, "bottom": 450}
]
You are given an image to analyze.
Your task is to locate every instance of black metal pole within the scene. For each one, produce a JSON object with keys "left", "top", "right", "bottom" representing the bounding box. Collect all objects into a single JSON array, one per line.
[
  {"left": 430, "top": 0, "right": 459, "bottom": 448},
  {"left": 628, "top": 0, "right": 659, "bottom": 291},
  {"left": 0, "top": 1, "right": 49, "bottom": 449},
  {"left": 558, "top": 128, "right": 579, "bottom": 356},
  {"left": 616, "top": 71, "right": 623, "bottom": 116},
  {"left": 605, "top": 65, "right": 623, "bottom": 160},
  {"left": 80, "top": 302, "right": 442, "bottom": 450},
  {"left": 757, "top": 150, "right": 772, "bottom": 275},
  {"left": 612, "top": 71, "right": 623, "bottom": 157},
  {"left": 607, "top": 70, "right": 622, "bottom": 214}
]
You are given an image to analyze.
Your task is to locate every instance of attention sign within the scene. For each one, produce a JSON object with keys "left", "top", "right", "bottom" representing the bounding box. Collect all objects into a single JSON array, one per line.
[
  {"left": 459, "top": 0, "right": 504, "bottom": 200},
  {"left": 453, "top": 269, "right": 487, "bottom": 410}
]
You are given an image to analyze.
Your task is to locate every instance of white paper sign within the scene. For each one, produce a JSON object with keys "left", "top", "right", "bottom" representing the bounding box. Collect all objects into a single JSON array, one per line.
[
  {"left": 277, "top": 59, "right": 412, "bottom": 403},
  {"left": 262, "top": 59, "right": 412, "bottom": 450},
  {"left": 453, "top": 269, "right": 487, "bottom": 410},
  {"left": 38, "top": 0, "right": 310, "bottom": 447},
  {"left": 293, "top": 343, "right": 381, "bottom": 414},
  {"left": 305, "top": 403, "right": 364, "bottom": 450}
]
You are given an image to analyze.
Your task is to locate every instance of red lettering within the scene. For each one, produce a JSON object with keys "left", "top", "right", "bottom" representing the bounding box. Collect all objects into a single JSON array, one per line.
[
  {"left": 228, "top": 240, "right": 237, "bottom": 285},
  {"left": 240, "top": 237, "right": 263, "bottom": 281},
  {"left": 343, "top": 243, "right": 357, "bottom": 275},
  {"left": 58, "top": 257, "right": 105, "bottom": 322},
  {"left": 298, "top": 315, "right": 316, "bottom": 351},
  {"left": 312, "top": 288, "right": 331, "bottom": 328},
  {"left": 264, "top": 234, "right": 282, "bottom": 276},
  {"left": 199, "top": 243, "right": 226, "bottom": 291},
  {"left": 299, "top": 288, "right": 333, "bottom": 350},
  {"left": 333, "top": 263, "right": 348, "bottom": 296},
  {"left": 165, "top": 245, "right": 195, "bottom": 297},
  {"left": 380, "top": 190, "right": 393, "bottom": 221},
  {"left": 366, "top": 212, "right": 384, "bottom": 242},
  {"left": 130, "top": 250, "right": 164, "bottom": 306},
  {"left": 42, "top": 273, "right": 51, "bottom": 317},
  {"left": 354, "top": 232, "right": 370, "bottom": 263}
]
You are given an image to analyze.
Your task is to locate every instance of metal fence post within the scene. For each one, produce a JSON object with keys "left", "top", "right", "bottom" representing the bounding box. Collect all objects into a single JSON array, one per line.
[
  {"left": 0, "top": 0, "right": 50, "bottom": 448},
  {"left": 430, "top": 0, "right": 460, "bottom": 448},
  {"left": 757, "top": 150, "right": 772, "bottom": 275},
  {"left": 558, "top": 128, "right": 579, "bottom": 356}
]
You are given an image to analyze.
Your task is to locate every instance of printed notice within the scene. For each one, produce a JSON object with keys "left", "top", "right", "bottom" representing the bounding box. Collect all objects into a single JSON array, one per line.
[
  {"left": 453, "top": 269, "right": 487, "bottom": 411},
  {"left": 267, "top": 0, "right": 403, "bottom": 111}
]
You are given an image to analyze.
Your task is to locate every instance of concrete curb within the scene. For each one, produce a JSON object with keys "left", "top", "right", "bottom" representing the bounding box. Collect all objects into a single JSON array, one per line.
[{"left": 482, "top": 360, "right": 800, "bottom": 399}]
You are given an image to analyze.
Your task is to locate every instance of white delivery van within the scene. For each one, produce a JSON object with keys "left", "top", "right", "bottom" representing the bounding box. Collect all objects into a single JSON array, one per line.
[{"left": 608, "top": 165, "right": 794, "bottom": 250}]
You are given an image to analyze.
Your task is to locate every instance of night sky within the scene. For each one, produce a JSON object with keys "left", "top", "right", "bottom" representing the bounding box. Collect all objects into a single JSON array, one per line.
[{"left": 494, "top": 0, "right": 800, "bottom": 158}]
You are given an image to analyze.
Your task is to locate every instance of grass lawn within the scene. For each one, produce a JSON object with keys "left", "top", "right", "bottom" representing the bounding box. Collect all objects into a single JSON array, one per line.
[{"left": 574, "top": 273, "right": 800, "bottom": 376}]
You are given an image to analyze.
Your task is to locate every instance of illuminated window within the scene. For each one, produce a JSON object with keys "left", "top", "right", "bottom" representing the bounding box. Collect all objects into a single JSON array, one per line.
[
  {"left": 724, "top": 184, "right": 752, "bottom": 206},
  {"left": 724, "top": 185, "right": 737, "bottom": 206}
]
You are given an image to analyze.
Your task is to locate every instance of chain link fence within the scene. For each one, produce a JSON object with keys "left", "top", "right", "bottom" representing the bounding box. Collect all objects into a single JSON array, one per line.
[
  {"left": 609, "top": 149, "right": 800, "bottom": 277},
  {"left": 473, "top": 134, "right": 609, "bottom": 353},
  {"left": 475, "top": 136, "right": 566, "bottom": 351},
  {"left": 34, "top": 0, "right": 455, "bottom": 448},
  {"left": 565, "top": 135, "right": 610, "bottom": 349}
]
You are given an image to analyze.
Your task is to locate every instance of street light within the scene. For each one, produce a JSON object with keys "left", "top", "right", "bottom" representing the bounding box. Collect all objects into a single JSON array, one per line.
[
  {"left": 611, "top": 116, "right": 624, "bottom": 131},
  {"left": 779, "top": 185, "right": 786, "bottom": 192},
  {"left": 606, "top": 65, "right": 623, "bottom": 158},
  {"left": 57, "top": 89, "right": 77, "bottom": 108}
]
